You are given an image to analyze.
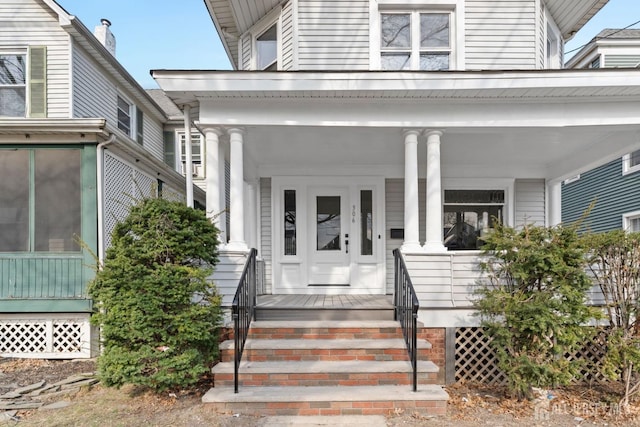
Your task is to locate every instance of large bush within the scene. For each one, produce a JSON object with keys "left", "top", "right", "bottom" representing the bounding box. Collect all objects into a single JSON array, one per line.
[
  {"left": 90, "top": 197, "right": 221, "bottom": 392},
  {"left": 475, "top": 222, "right": 599, "bottom": 399}
]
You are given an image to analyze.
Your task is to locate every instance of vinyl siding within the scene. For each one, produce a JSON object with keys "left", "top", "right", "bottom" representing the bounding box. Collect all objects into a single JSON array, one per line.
[
  {"left": 281, "top": 0, "right": 295, "bottom": 70},
  {"left": 260, "top": 178, "right": 273, "bottom": 293},
  {"left": 0, "top": 0, "right": 70, "bottom": 118},
  {"left": 297, "top": 0, "right": 369, "bottom": 70},
  {"left": 515, "top": 179, "right": 545, "bottom": 227},
  {"left": 465, "top": 0, "right": 537, "bottom": 70},
  {"left": 241, "top": 33, "right": 252, "bottom": 70},
  {"left": 604, "top": 54, "right": 640, "bottom": 68},
  {"left": 563, "top": 158, "right": 640, "bottom": 232},
  {"left": 210, "top": 253, "right": 248, "bottom": 306},
  {"left": 537, "top": 0, "right": 545, "bottom": 68}
]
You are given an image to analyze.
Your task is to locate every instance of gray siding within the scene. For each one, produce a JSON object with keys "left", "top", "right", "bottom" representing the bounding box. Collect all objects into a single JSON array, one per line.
[
  {"left": 604, "top": 54, "right": 640, "bottom": 68},
  {"left": 281, "top": 0, "right": 295, "bottom": 70},
  {"left": 0, "top": 0, "right": 70, "bottom": 118},
  {"left": 515, "top": 179, "right": 545, "bottom": 227},
  {"left": 537, "top": 0, "right": 545, "bottom": 68},
  {"left": 241, "top": 33, "right": 252, "bottom": 70},
  {"left": 210, "top": 253, "right": 248, "bottom": 306},
  {"left": 465, "top": 0, "right": 537, "bottom": 70},
  {"left": 563, "top": 158, "right": 640, "bottom": 232},
  {"left": 260, "top": 178, "right": 273, "bottom": 293},
  {"left": 297, "top": 0, "right": 369, "bottom": 70}
]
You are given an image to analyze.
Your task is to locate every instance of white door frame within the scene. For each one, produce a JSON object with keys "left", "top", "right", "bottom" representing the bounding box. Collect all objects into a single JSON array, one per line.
[{"left": 271, "top": 176, "right": 386, "bottom": 294}]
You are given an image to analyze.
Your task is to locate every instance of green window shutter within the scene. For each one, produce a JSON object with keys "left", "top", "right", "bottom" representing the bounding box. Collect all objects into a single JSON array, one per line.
[
  {"left": 163, "top": 130, "right": 175, "bottom": 168},
  {"left": 28, "top": 46, "right": 47, "bottom": 118},
  {"left": 136, "top": 107, "right": 144, "bottom": 145}
]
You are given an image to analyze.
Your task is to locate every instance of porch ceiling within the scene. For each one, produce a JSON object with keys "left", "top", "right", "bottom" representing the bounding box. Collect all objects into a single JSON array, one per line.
[{"left": 237, "top": 124, "right": 640, "bottom": 183}]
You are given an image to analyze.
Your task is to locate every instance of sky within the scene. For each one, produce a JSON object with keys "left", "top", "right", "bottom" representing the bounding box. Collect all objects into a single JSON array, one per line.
[{"left": 55, "top": 0, "right": 640, "bottom": 89}]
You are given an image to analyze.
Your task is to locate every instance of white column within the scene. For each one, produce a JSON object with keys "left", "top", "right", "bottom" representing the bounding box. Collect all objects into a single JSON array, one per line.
[
  {"left": 226, "top": 128, "right": 248, "bottom": 252},
  {"left": 204, "top": 128, "right": 226, "bottom": 242},
  {"left": 548, "top": 180, "right": 562, "bottom": 227},
  {"left": 424, "top": 130, "right": 447, "bottom": 253},
  {"left": 183, "top": 105, "right": 193, "bottom": 208},
  {"left": 401, "top": 130, "right": 422, "bottom": 252}
]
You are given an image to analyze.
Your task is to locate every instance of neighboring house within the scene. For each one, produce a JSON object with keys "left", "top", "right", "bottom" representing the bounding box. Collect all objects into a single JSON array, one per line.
[
  {"left": 562, "top": 29, "right": 640, "bottom": 232},
  {"left": 153, "top": 0, "right": 640, "bottom": 328},
  {"left": 0, "top": 0, "right": 204, "bottom": 359}
]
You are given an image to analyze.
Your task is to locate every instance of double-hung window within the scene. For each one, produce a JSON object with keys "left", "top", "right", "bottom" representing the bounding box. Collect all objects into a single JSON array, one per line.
[
  {"left": 623, "top": 211, "right": 640, "bottom": 233},
  {"left": 117, "top": 95, "right": 144, "bottom": 145},
  {"left": 0, "top": 53, "right": 26, "bottom": 117},
  {"left": 179, "top": 132, "right": 204, "bottom": 178},
  {"left": 256, "top": 23, "right": 278, "bottom": 70},
  {"left": 622, "top": 150, "right": 640, "bottom": 175},
  {"left": 380, "top": 11, "right": 451, "bottom": 70},
  {"left": 443, "top": 190, "right": 504, "bottom": 250}
]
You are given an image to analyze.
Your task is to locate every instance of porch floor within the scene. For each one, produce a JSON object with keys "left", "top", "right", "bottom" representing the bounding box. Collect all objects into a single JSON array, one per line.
[{"left": 255, "top": 294, "right": 394, "bottom": 321}]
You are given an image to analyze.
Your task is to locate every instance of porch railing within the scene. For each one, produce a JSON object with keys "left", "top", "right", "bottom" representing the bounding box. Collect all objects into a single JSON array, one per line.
[
  {"left": 231, "top": 248, "right": 257, "bottom": 394},
  {"left": 393, "top": 248, "right": 420, "bottom": 392}
]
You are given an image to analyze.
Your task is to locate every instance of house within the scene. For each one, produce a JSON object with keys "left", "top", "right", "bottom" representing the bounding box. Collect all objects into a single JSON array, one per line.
[
  {"left": 0, "top": 0, "right": 204, "bottom": 359},
  {"left": 562, "top": 29, "right": 640, "bottom": 232},
  {"left": 151, "top": 0, "right": 640, "bottom": 414}
]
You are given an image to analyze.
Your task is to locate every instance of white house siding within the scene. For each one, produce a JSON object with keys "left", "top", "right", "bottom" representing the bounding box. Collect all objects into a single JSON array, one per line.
[
  {"left": 537, "top": 0, "right": 545, "bottom": 68},
  {"left": 604, "top": 55, "right": 640, "bottom": 68},
  {"left": 297, "top": 0, "right": 370, "bottom": 70},
  {"left": 0, "top": 0, "right": 70, "bottom": 118},
  {"left": 141, "top": 115, "right": 164, "bottom": 161},
  {"left": 465, "top": 0, "right": 537, "bottom": 70},
  {"left": 260, "top": 178, "right": 273, "bottom": 294},
  {"left": 514, "top": 179, "right": 545, "bottom": 227},
  {"left": 210, "top": 252, "right": 248, "bottom": 307},
  {"left": 281, "top": 0, "right": 295, "bottom": 70},
  {"left": 72, "top": 43, "right": 116, "bottom": 120}
]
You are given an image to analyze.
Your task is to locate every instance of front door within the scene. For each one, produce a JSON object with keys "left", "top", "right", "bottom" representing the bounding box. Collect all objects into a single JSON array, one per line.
[{"left": 308, "top": 187, "right": 350, "bottom": 285}]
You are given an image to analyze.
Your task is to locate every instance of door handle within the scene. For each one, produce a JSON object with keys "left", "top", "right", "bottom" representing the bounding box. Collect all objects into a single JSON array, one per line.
[{"left": 345, "top": 234, "right": 349, "bottom": 254}]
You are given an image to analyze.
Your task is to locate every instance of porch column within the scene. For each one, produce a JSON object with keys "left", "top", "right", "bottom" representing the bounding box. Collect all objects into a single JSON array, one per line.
[
  {"left": 548, "top": 180, "right": 562, "bottom": 227},
  {"left": 401, "top": 130, "right": 422, "bottom": 252},
  {"left": 183, "top": 105, "right": 194, "bottom": 208},
  {"left": 203, "top": 127, "right": 226, "bottom": 242},
  {"left": 424, "top": 130, "right": 447, "bottom": 253},
  {"left": 226, "top": 127, "right": 248, "bottom": 252}
]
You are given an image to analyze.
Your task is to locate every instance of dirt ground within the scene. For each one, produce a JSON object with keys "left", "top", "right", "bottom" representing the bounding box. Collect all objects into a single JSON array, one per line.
[{"left": 2, "top": 358, "right": 640, "bottom": 427}]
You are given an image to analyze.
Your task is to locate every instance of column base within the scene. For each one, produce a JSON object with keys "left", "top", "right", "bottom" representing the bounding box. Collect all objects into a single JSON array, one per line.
[
  {"left": 222, "top": 241, "right": 249, "bottom": 252},
  {"left": 423, "top": 242, "right": 448, "bottom": 253},
  {"left": 400, "top": 242, "right": 423, "bottom": 254}
]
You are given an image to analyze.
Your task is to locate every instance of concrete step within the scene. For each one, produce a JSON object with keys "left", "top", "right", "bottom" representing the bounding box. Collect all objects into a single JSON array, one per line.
[
  {"left": 211, "top": 360, "right": 440, "bottom": 388},
  {"left": 202, "top": 384, "right": 449, "bottom": 416},
  {"left": 219, "top": 338, "right": 432, "bottom": 363}
]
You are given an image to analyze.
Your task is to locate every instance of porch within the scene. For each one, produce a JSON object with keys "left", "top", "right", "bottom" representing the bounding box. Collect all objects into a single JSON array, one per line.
[{"left": 255, "top": 294, "right": 394, "bottom": 321}]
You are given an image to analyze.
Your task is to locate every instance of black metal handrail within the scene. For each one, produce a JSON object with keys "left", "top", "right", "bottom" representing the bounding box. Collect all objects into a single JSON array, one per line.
[
  {"left": 393, "top": 248, "right": 420, "bottom": 392},
  {"left": 232, "top": 248, "right": 257, "bottom": 394}
]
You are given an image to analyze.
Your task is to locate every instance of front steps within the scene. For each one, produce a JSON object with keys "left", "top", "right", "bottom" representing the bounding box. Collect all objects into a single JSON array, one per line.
[{"left": 204, "top": 320, "right": 449, "bottom": 416}]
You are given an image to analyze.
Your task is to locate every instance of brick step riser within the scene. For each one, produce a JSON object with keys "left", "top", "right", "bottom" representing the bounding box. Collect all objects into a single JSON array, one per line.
[
  {"left": 220, "top": 348, "right": 431, "bottom": 363},
  {"left": 213, "top": 372, "right": 439, "bottom": 388},
  {"left": 206, "top": 400, "right": 446, "bottom": 417}
]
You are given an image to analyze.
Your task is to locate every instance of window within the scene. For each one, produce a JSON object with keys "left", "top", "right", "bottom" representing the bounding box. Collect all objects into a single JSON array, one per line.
[
  {"left": 179, "top": 132, "right": 204, "bottom": 178},
  {"left": 117, "top": 95, "right": 132, "bottom": 135},
  {"left": 256, "top": 24, "right": 278, "bottom": 70},
  {"left": 380, "top": 12, "right": 450, "bottom": 70},
  {"left": 0, "top": 149, "right": 81, "bottom": 252},
  {"left": 136, "top": 107, "right": 144, "bottom": 145},
  {"left": 622, "top": 150, "right": 640, "bottom": 175},
  {"left": 443, "top": 190, "right": 504, "bottom": 250},
  {"left": 623, "top": 211, "right": 640, "bottom": 232},
  {"left": 589, "top": 56, "right": 601, "bottom": 69},
  {"left": 284, "top": 190, "right": 296, "bottom": 255},
  {"left": 0, "top": 53, "right": 26, "bottom": 117},
  {"left": 360, "top": 190, "right": 373, "bottom": 256}
]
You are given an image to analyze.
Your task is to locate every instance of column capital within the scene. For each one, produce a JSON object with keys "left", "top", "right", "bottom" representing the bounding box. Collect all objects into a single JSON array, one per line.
[
  {"left": 227, "top": 127, "right": 246, "bottom": 136},
  {"left": 200, "top": 126, "right": 225, "bottom": 136},
  {"left": 402, "top": 129, "right": 422, "bottom": 139},
  {"left": 423, "top": 129, "right": 444, "bottom": 139}
]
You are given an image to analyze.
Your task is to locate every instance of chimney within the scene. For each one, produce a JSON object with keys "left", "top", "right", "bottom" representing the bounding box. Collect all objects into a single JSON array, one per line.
[{"left": 94, "top": 19, "right": 116, "bottom": 56}]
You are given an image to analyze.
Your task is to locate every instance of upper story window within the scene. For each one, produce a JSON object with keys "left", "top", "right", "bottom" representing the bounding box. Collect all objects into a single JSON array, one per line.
[
  {"left": 257, "top": 24, "right": 278, "bottom": 70},
  {"left": 380, "top": 12, "right": 450, "bottom": 71},
  {"left": 179, "top": 132, "right": 204, "bottom": 178},
  {"left": 623, "top": 150, "right": 640, "bottom": 175},
  {"left": 0, "top": 53, "right": 26, "bottom": 117},
  {"left": 117, "top": 95, "right": 143, "bottom": 145}
]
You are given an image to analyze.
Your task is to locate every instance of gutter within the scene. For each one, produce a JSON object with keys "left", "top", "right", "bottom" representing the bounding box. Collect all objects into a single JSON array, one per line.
[{"left": 96, "top": 133, "right": 116, "bottom": 267}]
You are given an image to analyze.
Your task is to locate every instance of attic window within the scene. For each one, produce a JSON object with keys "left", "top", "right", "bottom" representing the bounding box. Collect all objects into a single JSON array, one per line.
[{"left": 257, "top": 24, "right": 277, "bottom": 70}]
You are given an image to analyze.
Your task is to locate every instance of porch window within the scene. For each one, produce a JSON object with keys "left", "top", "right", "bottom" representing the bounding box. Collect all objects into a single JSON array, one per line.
[
  {"left": 179, "top": 132, "right": 204, "bottom": 178},
  {"left": 380, "top": 12, "right": 450, "bottom": 71},
  {"left": 0, "top": 53, "right": 26, "bottom": 117},
  {"left": 443, "top": 190, "right": 504, "bottom": 250},
  {"left": 622, "top": 150, "right": 640, "bottom": 175},
  {"left": 284, "top": 190, "right": 296, "bottom": 255},
  {"left": 0, "top": 149, "right": 81, "bottom": 252}
]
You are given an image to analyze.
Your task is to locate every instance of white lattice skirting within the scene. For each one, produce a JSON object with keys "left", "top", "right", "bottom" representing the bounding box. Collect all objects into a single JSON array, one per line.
[{"left": 0, "top": 313, "right": 96, "bottom": 359}]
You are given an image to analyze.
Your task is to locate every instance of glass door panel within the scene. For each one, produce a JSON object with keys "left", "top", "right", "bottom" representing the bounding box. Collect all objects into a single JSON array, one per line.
[{"left": 316, "top": 196, "right": 341, "bottom": 251}]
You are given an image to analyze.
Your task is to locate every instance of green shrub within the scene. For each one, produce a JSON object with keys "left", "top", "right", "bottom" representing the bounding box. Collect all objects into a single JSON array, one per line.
[
  {"left": 475, "top": 222, "right": 599, "bottom": 399},
  {"left": 90, "top": 197, "right": 222, "bottom": 392}
]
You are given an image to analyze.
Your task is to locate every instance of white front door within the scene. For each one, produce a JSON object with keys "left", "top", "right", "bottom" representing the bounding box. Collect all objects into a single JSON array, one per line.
[
  {"left": 308, "top": 187, "right": 350, "bottom": 285},
  {"left": 272, "top": 176, "right": 385, "bottom": 294}
]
